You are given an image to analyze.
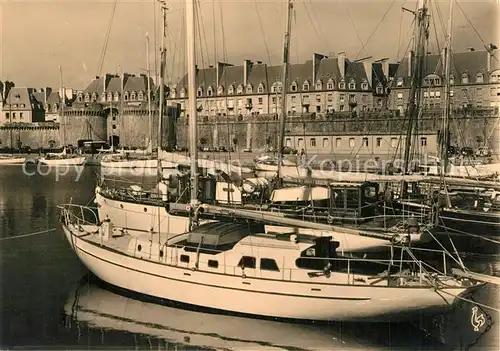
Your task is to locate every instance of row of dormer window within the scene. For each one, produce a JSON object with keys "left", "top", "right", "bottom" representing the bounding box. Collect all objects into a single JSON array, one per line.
[
  {"left": 75, "top": 91, "right": 149, "bottom": 103},
  {"left": 171, "top": 78, "right": 371, "bottom": 98},
  {"left": 396, "top": 72, "right": 492, "bottom": 87}
]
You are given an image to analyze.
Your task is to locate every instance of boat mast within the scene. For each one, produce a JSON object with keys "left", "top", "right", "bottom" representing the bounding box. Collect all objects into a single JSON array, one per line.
[
  {"left": 186, "top": 0, "right": 200, "bottom": 214},
  {"left": 402, "top": 0, "right": 429, "bottom": 174},
  {"left": 276, "top": 0, "right": 294, "bottom": 182},
  {"left": 59, "top": 66, "right": 66, "bottom": 149},
  {"left": 157, "top": 0, "right": 167, "bottom": 180},
  {"left": 440, "top": 0, "right": 453, "bottom": 175},
  {"left": 146, "top": 33, "right": 153, "bottom": 151}
]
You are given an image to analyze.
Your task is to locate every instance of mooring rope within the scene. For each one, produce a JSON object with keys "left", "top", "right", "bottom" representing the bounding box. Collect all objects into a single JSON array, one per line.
[
  {"left": 436, "top": 288, "right": 500, "bottom": 313},
  {"left": 0, "top": 228, "right": 56, "bottom": 241}
]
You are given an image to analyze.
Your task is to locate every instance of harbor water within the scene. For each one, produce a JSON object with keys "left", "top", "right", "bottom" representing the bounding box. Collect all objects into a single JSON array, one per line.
[{"left": 0, "top": 165, "right": 498, "bottom": 350}]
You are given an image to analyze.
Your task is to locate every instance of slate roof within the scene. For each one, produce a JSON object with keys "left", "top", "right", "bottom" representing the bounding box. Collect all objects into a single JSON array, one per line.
[
  {"left": 4, "top": 87, "right": 44, "bottom": 110},
  {"left": 123, "top": 75, "right": 154, "bottom": 92},
  {"left": 392, "top": 50, "right": 493, "bottom": 86}
]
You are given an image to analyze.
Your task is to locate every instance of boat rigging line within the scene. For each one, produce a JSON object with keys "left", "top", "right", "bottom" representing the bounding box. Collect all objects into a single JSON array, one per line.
[
  {"left": 0, "top": 228, "right": 57, "bottom": 241},
  {"left": 96, "top": 0, "right": 118, "bottom": 78}
]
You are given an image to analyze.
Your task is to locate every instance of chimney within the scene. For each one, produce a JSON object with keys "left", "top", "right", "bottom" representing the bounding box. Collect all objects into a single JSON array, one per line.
[
  {"left": 357, "top": 56, "right": 373, "bottom": 87},
  {"left": 337, "top": 52, "right": 346, "bottom": 79},
  {"left": 243, "top": 59, "right": 253, "bottom": 86},
  {"left": 216, "top": 62, "right": 233, "bottom": 88},
  {"left": 312, "top": 53, "right": 326, "bottom": 83},
  {"left": 407, "top": 50, "right": 414, "bottom": 77},
  {"left": 486, "top": 44, "right": 497, "bottom": 73}
]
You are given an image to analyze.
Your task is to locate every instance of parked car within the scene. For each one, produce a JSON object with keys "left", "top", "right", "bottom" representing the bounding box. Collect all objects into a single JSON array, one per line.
[
  {"left": 460, "top": 147, "right": 474, "bottom": 157},
  {"left": 475, "top": 147, "right": 492, "bottom": 157}
]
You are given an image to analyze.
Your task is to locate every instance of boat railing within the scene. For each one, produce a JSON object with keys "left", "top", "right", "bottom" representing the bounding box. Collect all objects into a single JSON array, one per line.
[{"left": 58, "top": 203, "right": 99, "bottom": 227}]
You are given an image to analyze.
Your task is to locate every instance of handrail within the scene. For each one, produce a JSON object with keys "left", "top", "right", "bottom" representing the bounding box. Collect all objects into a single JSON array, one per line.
[{"left": 58, "top": 203, "right": 99, "bottom": 225}]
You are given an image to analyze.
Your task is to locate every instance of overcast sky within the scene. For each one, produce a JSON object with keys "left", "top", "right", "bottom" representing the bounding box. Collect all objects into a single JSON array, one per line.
[{"left": 1, "top": 0, "right": 498, "bottom": 90}]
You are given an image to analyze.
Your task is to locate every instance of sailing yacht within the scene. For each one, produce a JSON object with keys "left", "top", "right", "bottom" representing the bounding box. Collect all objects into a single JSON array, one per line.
[
  {"left": 60, "top": 0, "right": 479, "bottom": 323},
  {"left": 38, "top": 67, "right": 86, "bottom": 167},
  {"left": 0, "top": 155, "right": 26, "bottom": 165}
]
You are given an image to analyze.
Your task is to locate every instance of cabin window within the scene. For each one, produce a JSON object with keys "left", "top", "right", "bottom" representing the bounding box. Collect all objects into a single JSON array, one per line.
[
  {"left": 238, "top": 256, "right": 256, "bottom": 269},
  {"left": 180, "top": 254, "right": 190, "bottom": 263},
  {"left": 260, "top": 258, "right": 280, "bottom": 272},
  {"left": 310, "top": 138, "right": 316, "bottom": 147},
  {"left": 208, "top": 259, "right": 219, "bottom": 268}
]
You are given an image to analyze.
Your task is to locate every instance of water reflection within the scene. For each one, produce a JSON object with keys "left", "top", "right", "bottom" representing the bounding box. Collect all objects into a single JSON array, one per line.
[{"left": 63, "top": 275, "right": 445, "bottom": 351}]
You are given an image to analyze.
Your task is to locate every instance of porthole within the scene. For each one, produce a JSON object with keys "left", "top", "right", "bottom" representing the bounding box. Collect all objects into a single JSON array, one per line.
[
  {"left": 120, "top": 204, "right": 124, "bottom": 209},
  {"left": 137, "top": 245, "right": 142, "bottom": 252},
  {"left": 144, "top": 208, "right": 147, "bottom": 212},
  {"left": 159, "top": 250, "right": 164, "bottom": 257}
]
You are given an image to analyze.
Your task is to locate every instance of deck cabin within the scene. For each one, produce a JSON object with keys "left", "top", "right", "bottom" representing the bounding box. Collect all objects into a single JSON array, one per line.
[{"left": 327, "top": 182, "right": 380, "bottom": 224}]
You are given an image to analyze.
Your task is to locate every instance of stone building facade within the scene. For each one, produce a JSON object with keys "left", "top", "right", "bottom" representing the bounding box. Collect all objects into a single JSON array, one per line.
[{"left": 167, "top": 53, "right": 395, "bottom": 118}]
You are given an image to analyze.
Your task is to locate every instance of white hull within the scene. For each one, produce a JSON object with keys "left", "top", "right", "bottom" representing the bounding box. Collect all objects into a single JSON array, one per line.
[
  {"left": 100, "top": 158, "right": 178, "bottom": 169},
  {"left": 427, "top": 163, "right": 500, "bottom": 179},
  {"left": 95, "top": 191, "right": 405, "bottom": 253},
  {"left": 0, "top": 157, "right": 26, "bottom": 165},
  {"left": 62, "top": 224, "right": 464, "bottom": 322},
  {"left": 38, "top": 156, "right": 86, "bottom": 166}
]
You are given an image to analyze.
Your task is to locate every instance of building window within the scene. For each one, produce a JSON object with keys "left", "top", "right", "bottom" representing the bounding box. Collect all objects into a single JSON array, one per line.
[
  {"left": 450, "top": 90, "right": 454, "bottom": 97},
  {"left": 5, "top": 112, "right": 9, "bottom": 119},
  {"left": 450, "top": 75, "right": 455, "bottom": 85},
  {"left": 327, "top": 79, "right": 334, "bottom": 90},
  {"left": 302, "top": 81, "right": 310, "bottom": 91},
  {"left": 298, "top": 138, "right": 304, "bottom": 148},
  {"left": 272, "top": 96, "right": 277, "bottom": 104},
  {"left": 237, "top": 85, "right": 244, "bottom": 94},
  {"left": 180, "top": 89, "right": 186, "bottom": 98},
  {"left": 12, "top": 113, "right": 16, "bottom": 119},
  {"left": 271, "top": 84, "right": 277, "bottom": 93},
  {"left": 130, "top": 91, "right": 137, "bottom": 100},
  {"left": 424, "top": 91, "right": 429, "bottom": 98},
  {"left": 112, "top": 124, "right": 116, "bottom": 129},
  {"left": 476, "top": 73, "right": 484, "bottom": 83},
  {"left": 228, "top": 85, "right": 234, "bottom": 95},
  {"left": 257, "top": 83, "right": 264, "bottom": 94},
  {"left": 336, "top": 138, "right": 341, "bottom": 148},
  {"left": 315, "top": 80, "right": 322, "bottom": 90},
  {"left": 491, "top": 87, "right": 496, "bottom": 96},
  {"left": 258, "top": 97, "right": 263, "bottom": 104},
  {"left": 391, "top": 137, "right": 397, "bottom": 148},
  {"left": 376, "top": 137, "right": 382, "bottom": 147},
  {"left": 362, "top": 137, "right": 368, "bottom": 147},
  {"left": 19, "top": 112, "right": 23, "bottom": 119},
  {"left": 291, "top": 82, "right": 298, "bottom": 92},
  {"left": 327, "top": 93, "right": 333, "bottom": 102},
  {"left": 340, "top": 105, "right": 344, "bottom": 111},
  {"left": 138, "top": 91, "right": 144, "bottom": 100},
  {"left": 310, "top": 138, "right": 316, "bottom": 147},
  {"left": 339, "top": 81, "right": 345, "bottom": 90},
  {"left": 396, "top": 78, "right": 404, "bottom": 87},
  {"left": 315, "top": 94, "right": 321, "bottom": 103},
  {"left": 361, "top": 82, "right": 369, "bottom": 90},
  {"left": 114, "top": 92, "right": 120, "bottom": 101},
  {"left": 348, "top": 80, "right": 356, "bottom": 90},
  {"left": 397, "top": 92, "right": 403, "bottom": 100},
  {"left": 430, "top": 91, "right": 435, "bottom": 98},
  {"left": 361, "top": 94, "right": 368, "bottom": 103},
  {"left": 197, "top": 87, "right": 203, "bottom": 97},
  {"left": 246, "top": 85, "right": 253, "bottom": 94},
  {"left": 260, "top": 258, "right": 280, "bottom": 272},
  {"left": 461, "top": 73, "right": 469, "bottom": 84},
  {"left": 322, "top": 138, "right": 329, "bottom": 148},
  {"left": 207, "top": 87, "right": 213, "bottom": 96},
  {"left": 340, "top": 94, "right": 345, "bottom": 104},
  {"left": 238, "top": 256, "right": 256, "bottom": 269},
  {"left": 285, "top": 138, "right": 292, "bottom": 147},
  {"left": 421, "top": 137, "right": 427, "bottom": 147},
  {"left": 349, "top": 138, "right": 355, "bottom": 148},
  {"left": 276, "top": 83, "right": 282, "bottom": 93},
  {"left": 376, "top": 85, "right": 383, "bottom": 94},
  {"left": 435, "top": 91, "right": 441, "bottom": 98}
]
